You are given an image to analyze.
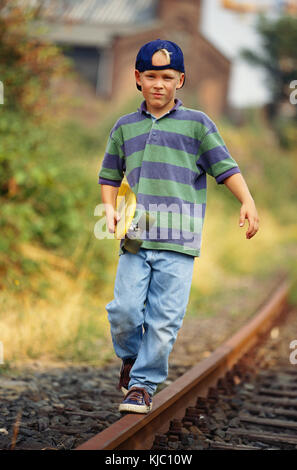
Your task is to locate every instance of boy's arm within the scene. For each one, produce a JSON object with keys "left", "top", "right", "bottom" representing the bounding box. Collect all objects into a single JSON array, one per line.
[
  {"left": 98, "top": 126, "right": 125, "bottom": 233},
  {"left": 223, "top": 173, "right": 259, "bottom": 239},
  {"left": 101, "top": 184, "right": 121, "bottom": 234}
]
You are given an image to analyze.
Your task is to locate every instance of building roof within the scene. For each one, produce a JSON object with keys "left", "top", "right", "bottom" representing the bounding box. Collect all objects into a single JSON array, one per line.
[
  {"left": 27, "top": 0, "right": 160, "bottom": 46},
  {"left": 29, "top": 0, "right": 157, "bottom": 25}
]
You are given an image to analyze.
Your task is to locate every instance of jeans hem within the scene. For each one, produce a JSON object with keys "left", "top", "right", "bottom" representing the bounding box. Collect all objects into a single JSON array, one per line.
[{"left": 128, "top": 382, "right": 155, "bottom": 397}]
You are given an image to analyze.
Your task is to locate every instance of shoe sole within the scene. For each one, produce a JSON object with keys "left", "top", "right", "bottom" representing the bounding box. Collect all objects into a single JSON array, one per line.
[{"left": 118, "top": 402, "right": 152, "bottom": 414}]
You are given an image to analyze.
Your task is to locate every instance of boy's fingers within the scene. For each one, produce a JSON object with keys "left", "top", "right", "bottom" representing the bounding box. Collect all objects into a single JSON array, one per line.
[
  {"left": 246, "top": 214, "right": 254, "bottom": 236},
  {"left": 252, "top": 221, "right": 259, "bottom": 237},
  {"left": 106, "top": 214, "right": 116, "bottom": 233},
  {"left": 252, "top": 218, "right": 259, "bottom": 235},
  {"left": 105, "top": 209, "right": 121, "bottom": 233},
  {"left": 239, "top": 210, "right": 246, "bottom": 227},
  {"left": 115, "top": 211, "right": 121, "bottom": 222},
  {"left": 108, "top": 220, "right": 115, "bottom": 233},
  {"left": 107, "top": 211, "right": 122, "bottom": 233},
  {"left": 246, "top": 216, "right": 258, "bottom": 238}
]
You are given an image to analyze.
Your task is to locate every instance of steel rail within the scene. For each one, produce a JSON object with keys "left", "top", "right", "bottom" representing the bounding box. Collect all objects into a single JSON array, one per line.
[{"left": 75, "top": 277, "right": 291, "bottom": 450}]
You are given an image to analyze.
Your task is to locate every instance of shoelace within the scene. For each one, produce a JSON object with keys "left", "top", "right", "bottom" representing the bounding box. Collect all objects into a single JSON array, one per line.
[{"left": 125, "top": 387, "right": 151, "bottom": 406}]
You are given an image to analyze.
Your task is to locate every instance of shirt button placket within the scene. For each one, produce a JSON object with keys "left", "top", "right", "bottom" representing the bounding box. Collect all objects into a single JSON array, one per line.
[{"left": 152, "top": 120, "right": 158, "bottom": 142}]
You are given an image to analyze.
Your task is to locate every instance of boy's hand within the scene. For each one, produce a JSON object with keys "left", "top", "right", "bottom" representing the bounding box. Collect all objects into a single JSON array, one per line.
[
  {"left": 239, "top": 200, "right": 259, "bottom": 239},
  {"left": 105, "top": 205, "right": 121, "bottom": 233}
]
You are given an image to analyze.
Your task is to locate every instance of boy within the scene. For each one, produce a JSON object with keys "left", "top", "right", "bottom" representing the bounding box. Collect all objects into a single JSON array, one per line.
[{"left": 98, "top": 39, "right": 259, "bottom": 414}]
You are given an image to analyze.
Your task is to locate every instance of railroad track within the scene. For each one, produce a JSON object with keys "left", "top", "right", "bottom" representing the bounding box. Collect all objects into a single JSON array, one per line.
[{"left": 76, "top": 278, "right": 296, "bottom": 451}]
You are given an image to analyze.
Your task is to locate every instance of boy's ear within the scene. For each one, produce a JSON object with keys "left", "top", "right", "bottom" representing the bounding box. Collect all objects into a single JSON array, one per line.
[
  {"left": 176, "top": 72, "right": 185, "bottom": 90},
  {"left": 135, "top": 69, "right": 142, "bottom": 87}
]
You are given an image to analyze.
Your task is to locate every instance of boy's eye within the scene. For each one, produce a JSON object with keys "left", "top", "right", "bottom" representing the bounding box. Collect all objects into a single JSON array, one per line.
[{"left": 144, "top": 74, "right": 174, "bottom": 80}]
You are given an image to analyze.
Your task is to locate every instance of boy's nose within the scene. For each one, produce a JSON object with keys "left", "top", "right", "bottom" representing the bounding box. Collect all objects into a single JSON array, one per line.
[{"left": 153, "top": 79, "right": 164, "bottom": 89}]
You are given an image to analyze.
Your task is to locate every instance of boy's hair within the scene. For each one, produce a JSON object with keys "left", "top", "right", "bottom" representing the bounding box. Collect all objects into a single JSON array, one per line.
[{"left": 155, "top": 48, "right": 171, "bottom": 64}]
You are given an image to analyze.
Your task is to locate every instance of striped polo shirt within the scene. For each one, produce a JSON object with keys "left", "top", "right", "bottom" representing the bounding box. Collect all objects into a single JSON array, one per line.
[{"left": 98, "top": 99, "right": 240, "bottom": 257}]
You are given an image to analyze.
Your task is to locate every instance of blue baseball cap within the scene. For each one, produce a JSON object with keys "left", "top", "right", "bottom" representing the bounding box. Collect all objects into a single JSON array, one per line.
[{"left": 135, "top": 39, "right": 185, "bottom": 91}]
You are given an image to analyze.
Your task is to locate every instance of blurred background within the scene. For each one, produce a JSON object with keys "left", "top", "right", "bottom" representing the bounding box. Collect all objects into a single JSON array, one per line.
[{"left": 0, "top": 0, "right": 296, "bottom": 369}]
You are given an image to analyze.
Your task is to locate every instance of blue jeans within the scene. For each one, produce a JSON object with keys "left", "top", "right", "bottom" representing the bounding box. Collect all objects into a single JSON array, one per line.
[{"left": 105, "top": 248, "right": 194, "bottom": 396}]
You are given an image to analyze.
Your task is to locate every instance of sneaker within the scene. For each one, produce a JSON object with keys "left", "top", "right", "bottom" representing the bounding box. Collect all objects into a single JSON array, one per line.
[
  {"left": 117, "top": 358, "right": 136, "bottom": 396},
  {"left": 118, "top": 387, "right": 152, "bottom": 414}
]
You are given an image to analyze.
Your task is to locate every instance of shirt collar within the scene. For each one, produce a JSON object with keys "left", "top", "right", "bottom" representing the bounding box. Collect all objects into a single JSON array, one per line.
[{"left": 138, "top": 98, "right": 183, "bottom": 119}]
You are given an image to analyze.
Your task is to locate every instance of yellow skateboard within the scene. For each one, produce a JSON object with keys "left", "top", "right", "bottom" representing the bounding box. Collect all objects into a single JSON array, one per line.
[{"left": 115, "top": 180, "right": 155, "bottom": 254}]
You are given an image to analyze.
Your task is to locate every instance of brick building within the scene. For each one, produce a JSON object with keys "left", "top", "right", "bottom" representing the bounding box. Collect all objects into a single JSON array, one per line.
[{"left": 31, "top": 0, "right": 231, "bottom": 116}]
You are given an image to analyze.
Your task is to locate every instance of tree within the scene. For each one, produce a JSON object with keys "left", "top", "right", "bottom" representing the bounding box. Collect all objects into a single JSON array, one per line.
[
  {"left": 0, "top": 0, "right": 78, "bottom": 289},
  {"left": 0, "top": 0, "right": 69, "bottom": 119},
  {"left": 240, "top": 14, "right": 297, "bottom": 146}
]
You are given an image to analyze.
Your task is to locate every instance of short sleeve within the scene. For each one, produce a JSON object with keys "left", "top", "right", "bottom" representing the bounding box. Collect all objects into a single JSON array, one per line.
[
  {"left": 196, "top": 120, "right": 240, "bottom": 184},
  {"left": 98, "top": 134, "right": 126, "bottom": 187}
]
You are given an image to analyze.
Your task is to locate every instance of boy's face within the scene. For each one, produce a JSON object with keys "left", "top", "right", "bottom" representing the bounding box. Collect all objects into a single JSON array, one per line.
[{"left": 135, "top": 51, "right": 184, "bottom": 115}]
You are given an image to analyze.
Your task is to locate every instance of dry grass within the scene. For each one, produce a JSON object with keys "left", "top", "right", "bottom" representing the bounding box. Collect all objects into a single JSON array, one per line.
[{"left": 0, "top": 241, "right": 114, "bottom": 367}]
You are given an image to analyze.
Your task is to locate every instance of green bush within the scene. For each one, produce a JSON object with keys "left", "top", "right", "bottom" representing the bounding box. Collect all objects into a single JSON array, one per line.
[
  {"left": 0, "top": 108, "right": 110, "bottom": 293},
  {"left": 273, "top": 116, "right": 297, "bottom": 149}
]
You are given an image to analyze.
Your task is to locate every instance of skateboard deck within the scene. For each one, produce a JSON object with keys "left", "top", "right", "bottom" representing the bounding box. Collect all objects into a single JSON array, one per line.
[
  {"left": 115, "top": 180, "right": 155, "bottom": 254},
  {"left": 115, "top": 181, "right": 137, "bottom": 240}
]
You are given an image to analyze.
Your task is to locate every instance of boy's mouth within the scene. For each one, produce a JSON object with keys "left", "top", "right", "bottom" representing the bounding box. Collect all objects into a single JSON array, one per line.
[{"left": 152, "top": 93, "right": 163, "bottom": 98}]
